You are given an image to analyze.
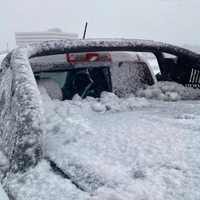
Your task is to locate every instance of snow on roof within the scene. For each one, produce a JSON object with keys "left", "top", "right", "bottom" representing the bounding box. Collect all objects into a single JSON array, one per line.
[{"left": 27, "top": 39, "right": 199, "bottom": 60}]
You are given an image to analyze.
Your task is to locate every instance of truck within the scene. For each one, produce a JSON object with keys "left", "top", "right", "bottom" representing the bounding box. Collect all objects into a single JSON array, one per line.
[{"left": 0, "top": 39, "right": 200, "bottom": 200}]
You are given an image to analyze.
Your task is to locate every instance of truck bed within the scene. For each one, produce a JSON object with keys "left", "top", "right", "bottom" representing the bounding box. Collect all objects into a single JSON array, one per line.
[{"left": 7, "top": 90, "right": 200, "bottom": 200}]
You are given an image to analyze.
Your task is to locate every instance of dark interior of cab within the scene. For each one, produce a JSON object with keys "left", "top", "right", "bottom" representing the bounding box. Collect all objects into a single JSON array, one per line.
[{"left": 35, "top": 66, "right": 112, "bottom": 100}]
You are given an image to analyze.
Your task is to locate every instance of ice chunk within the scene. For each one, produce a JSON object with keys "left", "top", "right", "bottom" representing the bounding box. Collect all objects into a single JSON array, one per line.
[{"left": 91, "top": 102, "right": 106, "bottom": 113}]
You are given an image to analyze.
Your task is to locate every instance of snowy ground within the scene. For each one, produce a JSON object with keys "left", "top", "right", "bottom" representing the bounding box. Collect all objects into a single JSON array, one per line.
[{"left": 6, "top": 82, "right": 200, "bottom": 200}]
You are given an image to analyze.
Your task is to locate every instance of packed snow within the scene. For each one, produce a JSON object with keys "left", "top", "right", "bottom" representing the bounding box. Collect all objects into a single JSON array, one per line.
[{"left": 6, "top": 83, "right": 200, "bottom": 200}]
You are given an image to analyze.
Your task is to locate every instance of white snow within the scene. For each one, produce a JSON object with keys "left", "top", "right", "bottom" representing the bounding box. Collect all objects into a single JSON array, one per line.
[
  {"left": 137, "top": 81, "right": 200, "bottom": 101},
  {"left": 6, "top": 160, "right": 89, "bottom": 200},
  {"left": 7, "top": 87, "right": 195, "bottom": 199},
  {"left": 5, "top": 85, "right": 200, "bottom": 199}
]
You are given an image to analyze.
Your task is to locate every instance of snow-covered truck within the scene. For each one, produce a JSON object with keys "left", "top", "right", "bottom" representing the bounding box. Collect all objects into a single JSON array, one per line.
[{"left": 0, "top": 39, "right": 200, "bottom": 200}]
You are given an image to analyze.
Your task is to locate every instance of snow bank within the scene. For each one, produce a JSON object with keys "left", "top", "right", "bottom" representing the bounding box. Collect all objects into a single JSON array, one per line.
[{"left": 137, "top": 81, "right": 200, "bottom": 101}]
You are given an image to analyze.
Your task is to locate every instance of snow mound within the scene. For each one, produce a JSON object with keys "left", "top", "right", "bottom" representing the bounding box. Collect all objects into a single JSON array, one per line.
[
  {"left": 38, "top": 86, "right": 150, "bottom": 114},
  {"left": 137, "top": 81, "right": 200, "bottom": 101},
  {"left": 68, "top": 92, "right": 150, "bottom": 113}
]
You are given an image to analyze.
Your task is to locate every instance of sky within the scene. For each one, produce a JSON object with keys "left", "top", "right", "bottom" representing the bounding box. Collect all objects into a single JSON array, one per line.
[{"left": 0, "top": 0, "right": 200, "bottom": 51}]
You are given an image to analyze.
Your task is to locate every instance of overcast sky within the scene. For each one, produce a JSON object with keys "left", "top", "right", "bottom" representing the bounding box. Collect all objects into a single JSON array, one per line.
[{"left": 0, "top": 0, "right": 200, "bottom": 51}]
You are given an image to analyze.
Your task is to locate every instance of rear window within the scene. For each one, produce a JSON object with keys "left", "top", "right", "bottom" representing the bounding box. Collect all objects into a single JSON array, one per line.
[{"left": 35, "top": 71, "right": 67, "bottom": 88}]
